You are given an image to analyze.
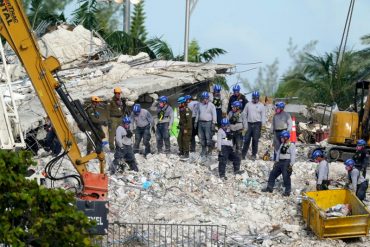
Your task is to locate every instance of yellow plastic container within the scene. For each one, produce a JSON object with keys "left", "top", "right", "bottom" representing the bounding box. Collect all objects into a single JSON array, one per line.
[{"left": 301, "top": 189, "right": 370, "bottom": 239}]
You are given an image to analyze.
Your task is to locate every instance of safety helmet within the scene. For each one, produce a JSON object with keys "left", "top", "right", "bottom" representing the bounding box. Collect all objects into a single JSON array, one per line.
[
  {"left": 311, "top": 150, "right": 323, "bottom": 160},
  {"left": 177, "top": 96, "right": 187, "bottom": 104},
  {"left": 213, "top": 84, "right": 222, "bottom": 93},
  {"left": 344, "top": 159, "right": 355, "bottom": 167},
  {"left": 357, "top": 139, "right": 367, "bottom": 146},
  {"left": 252, "top": 91, "right": 260, "bottom": 99},
  {"left": 133, "top": 104, "right": 141, "bottom": 113},
  {"left": 122, "top": 116, "right": 131, "bottom": 124},
  {"left": 159, "top": 96, "right": 168, "bottom": 103},
  {"left": 114, "top": 87, "right": 122, "bottom": 94},
  {"left": 201, "top": 91, "right": 209, "bottom": 99},
  {"left": 232, "top": 84, "right": 241, "bottom": 92},
  {"left": 231, "top": 101, "right": 242, "bottom": 109},
  {"left": 91, "top": 96, "right": 102, "bottom": 102},
  {"left": 184, "top": 95, "right": 192, "bottom": 101},
  {"left": 280, "top": 130, "right": 290, "bottom": 139},
  {"left": 275, "top": 101, "right": 285, "bottom": 109},
  {"left": 221, "top": 118, "right": 230, "bottom": 126}
]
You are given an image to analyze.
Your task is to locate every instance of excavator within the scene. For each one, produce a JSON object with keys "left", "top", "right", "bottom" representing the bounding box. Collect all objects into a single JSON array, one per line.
[
  {"left": 0, "top": 0, "right": 108, "bottom": 234},
  {"left": 325, "top": 80, "right": 370, "bottom": 161}
]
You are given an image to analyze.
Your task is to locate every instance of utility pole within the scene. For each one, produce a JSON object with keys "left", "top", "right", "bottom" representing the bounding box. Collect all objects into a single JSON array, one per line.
[
  {"left": 184, "top": 0, "right": 199, "bottom": 62},
  {"left": 124, "top": 0, "right": 131, "bottom": 33}
]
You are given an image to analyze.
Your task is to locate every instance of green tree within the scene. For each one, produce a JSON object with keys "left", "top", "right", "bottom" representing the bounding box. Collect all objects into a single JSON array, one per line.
[
  {"left": 25, "top": 0, "right": 66, "bottom": 29},
  {"left": 130, "top": 0, "right": 147, "bottom": 42},
  {"left": 22, "top": 0, "right": 72, "bottom": 14},
  {"left": 240, "top": 58, "right": 279, "bottom": 96},
  {"left": 0, "top": 150, "right": 93, "bottom": 246}
]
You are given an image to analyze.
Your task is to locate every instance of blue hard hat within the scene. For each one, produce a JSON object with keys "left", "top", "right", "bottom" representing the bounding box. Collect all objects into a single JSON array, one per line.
[
  {"left": 344, "top": 159, "right": 355, "bottom": 167},
  {"left": 231, "top": 101, "right": 242, "bottom": 108},
  {"left": 275, "top": 101, "right": 285, "bottom": 109},
  {"left": 213, "top": 84, "right": 222, "bottom": 93},
  {"left": 357, "top": 139, "right": 366, "bottom": 146},
  {"left": 252, "top": 91, "right": 260, "bottom": 99},
  {"left": 159, "top": 96, "right": 168, "bottom": 103},
  {"left": 133, "top": 103, "right": 141, "bottom": 113},
  {"left": 221, "top": 118, "right": 230, "bottom": 126},
  {"left": 311, "top": 150, "right": 323, "bottom": 160},
  {"left": 201, "top": 91, "right": 209, "bottom": 99},
  {"left": 177, "top": 96, "right": 186, "bottom": 104},
  {"left": 280, "top": 130, "right": 290, "bottom": 139},
  {"left": 184, "top": 95, "right": 192, "bottom": 101},
  {"left": 232, "top": 84, "right": 241, "bottom": 92},
  {"left": 122, "top": 116, "right": 131, "bottom": 124}
]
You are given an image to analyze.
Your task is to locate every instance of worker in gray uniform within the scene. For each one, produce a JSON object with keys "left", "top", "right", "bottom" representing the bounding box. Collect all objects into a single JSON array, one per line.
[
  {"left": 195, "top": 91, "right": 217, "bottom": 158},
  {"left": 311, "top": 150, "right": 330, "bottom": 190},
  {"left": 111, "top": 116, "right": 139, "bottom": 174},
  {"left": 186, "top": 95, "right": 199, "bottom": 152},
  {"left": 217, "top": 118, "right": 243, "bottom": 180},
  {"left": 131, "top": 103, "right": 154, "bottom": 157},
  {"left": 344, "top": 159, "right": 368, "bottom": 201},
  {"left": 156, "top": 96, "right": 174, "bottom": 153},
  {"left": 262, "top": 131, "right": 296, "bottom": 197},
  {"left": 228, "top": 101, "right": 247, "bottom": 155},
  {"left": 242, "top": 91, "right": 266, "bottom": 160},
  {"left": 209, "top": 84, "right": 228, "bottom": 127},
  {"left": 272, "top": 102, "right": 292, "bottom": 159}
]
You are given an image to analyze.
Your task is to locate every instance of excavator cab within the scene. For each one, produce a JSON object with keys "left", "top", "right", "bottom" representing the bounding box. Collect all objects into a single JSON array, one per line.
[{"left": 326, "top": 80, "right": 370, "bottom": 161}]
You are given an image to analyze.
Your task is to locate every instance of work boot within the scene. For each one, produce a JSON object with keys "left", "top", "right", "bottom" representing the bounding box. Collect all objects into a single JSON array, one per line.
[
  {"left": 201, "top": 146, "right": 206, "bottom": 157},
  {"left": 234, "top": 170, "right": 245, "bottom": 175},
  {"left": 178, "top": 151, "right": 184, "bottom": 157},
  {"left": 206, "top": 146, "right": 213, "bottom": 156},
  {"left": 282, "top": 191, "right": 291, "bottom": 197},
  {"left": 250, "top": 155, "right": 256, "bottom": 161},
  {"left": 261, "top": 187, "right": 273, "bottom": 193},
  {"left": 180, "top": 152, "right": 189, "bottom": 161},
  {"left": 220, "top": 176, "right": 228, "bottom": 181}
]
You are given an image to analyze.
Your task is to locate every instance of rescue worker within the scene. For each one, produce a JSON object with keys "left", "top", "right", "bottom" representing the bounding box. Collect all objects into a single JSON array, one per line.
[
  {"left": 195, "top": 91, "right": 217, "bottom": 158},
  {"left": 111, "top": 116, "right": 138, "bottom": 174},
  {"left": 177, "top": 96, "right": 192, "bottom": 160},
  {"left": 227, "top": 84, "right": 248, "bottom": 112},
  {"left": 130, "top": 103, "right": 154, "bottom": 158},
  {"left": 353, "top": 139, "right": 368, "bottom": 177},
  {"left": 186, "top": 95, "right": 199, "bottom": 152},
  {"left": 241, "top": 91, "right": 266, "bottom": 160},
  {"left": 262, "top": 131, "right": 295, "bottom": 196},
  {"left": 209, "top": 84, "right": 228, "bottom": 126},
  {"left": 217, "top": 118, "right": 243, "bottom": 180},
  {"left": 272, "top": 102, "right": 292, "bottom": 159},
  {"left": 156, "top": 96, "right": 173, "bottom": 153},
  {"left": 228, "top": 101, "right": 247, "bottom": 155},
  {"left": 85, "top": 96, "right": 106, "bottom": 154},
  {"left": 312, "top": 150, "right": 329, "bottom": 190},
  {"left": 108, "top": 87, "right": 127, "bottom": 151},
  {"left": 344, "top": 159, "right": 368, "bottom": 201},
  {"left": 43, "top": 117, "right": 61, "bottom": 156}
]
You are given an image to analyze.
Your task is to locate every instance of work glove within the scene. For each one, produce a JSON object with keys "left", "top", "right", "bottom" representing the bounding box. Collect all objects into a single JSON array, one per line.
[
  {"left": 211, "top": 123, "right": 216, "bottom": 133},
  {"left": 151, "top": 126, "right": 156, "bottom": 134},
  {"left": 242, "top": 129, "right": 247, "bottom": 136},
  {"left": 316, "top": 184, "right": 321, "bottom": 191},
  {"left": 287, "top": 164, "right": 293, "bottom": 175},
  {"left": 126, "top": 129, "right": 133, "bottom": 138}
]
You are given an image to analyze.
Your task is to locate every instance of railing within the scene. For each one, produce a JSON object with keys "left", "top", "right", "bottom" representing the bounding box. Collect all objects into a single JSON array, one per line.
[{"left": 93, "top": 222, "right": 227, "bottom": 246}]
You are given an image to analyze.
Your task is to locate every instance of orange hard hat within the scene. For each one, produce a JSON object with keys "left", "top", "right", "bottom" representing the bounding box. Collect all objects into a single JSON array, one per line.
[
  {"left": 114, "top": 87, "right": 122, "bottom": 93},
  {"left": 91, "top": 96, "right": 102, "bottom": 102}
]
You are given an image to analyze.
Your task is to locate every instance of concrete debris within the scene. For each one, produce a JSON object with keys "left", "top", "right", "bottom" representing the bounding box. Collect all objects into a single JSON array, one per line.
[{"left": 325, "top": 204, "right": 352, "bottom": 217}]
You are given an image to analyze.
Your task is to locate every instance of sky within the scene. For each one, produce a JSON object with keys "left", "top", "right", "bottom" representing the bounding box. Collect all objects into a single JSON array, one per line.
[{"left": 66, "top": 0, "right": 370, "bottom": 89}]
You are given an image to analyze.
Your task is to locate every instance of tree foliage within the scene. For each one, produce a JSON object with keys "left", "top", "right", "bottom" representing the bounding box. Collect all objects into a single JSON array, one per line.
[
  {"left": 130, "top": 0, "right": 147, "bottom": 42},
  {"left": 24, "top": 0, "right": 66, "bottom": 29},
  {"left": 240, "top": 59, "right": 279, "bottom": 96},
  {"left": 0, "top": 150, "right": 93, "bottom": 246}
]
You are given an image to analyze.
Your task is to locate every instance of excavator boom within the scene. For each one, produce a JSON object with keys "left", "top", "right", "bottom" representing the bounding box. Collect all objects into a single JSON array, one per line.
[{"left": 0, "top": 0, "right": 108, "bottom": 234}]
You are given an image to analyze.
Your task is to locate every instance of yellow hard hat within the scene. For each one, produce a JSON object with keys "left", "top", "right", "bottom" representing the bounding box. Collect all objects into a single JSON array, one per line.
[
  {"left": 91, "top": 96, "right": 102, "bottom": 102},
  {"left": 114, "top": 87, "right": 122, "bottom": 93}
]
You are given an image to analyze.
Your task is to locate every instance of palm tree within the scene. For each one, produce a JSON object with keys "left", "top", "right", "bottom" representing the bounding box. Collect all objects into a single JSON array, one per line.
[{"left": 26, "top": 0, "right": 66, "bottom": 30}]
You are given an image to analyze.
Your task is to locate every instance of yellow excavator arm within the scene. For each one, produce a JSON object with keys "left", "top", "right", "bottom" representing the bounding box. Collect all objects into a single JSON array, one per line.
[{"left": 0, "top": 0, "right": 108, "bottom": 201}]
